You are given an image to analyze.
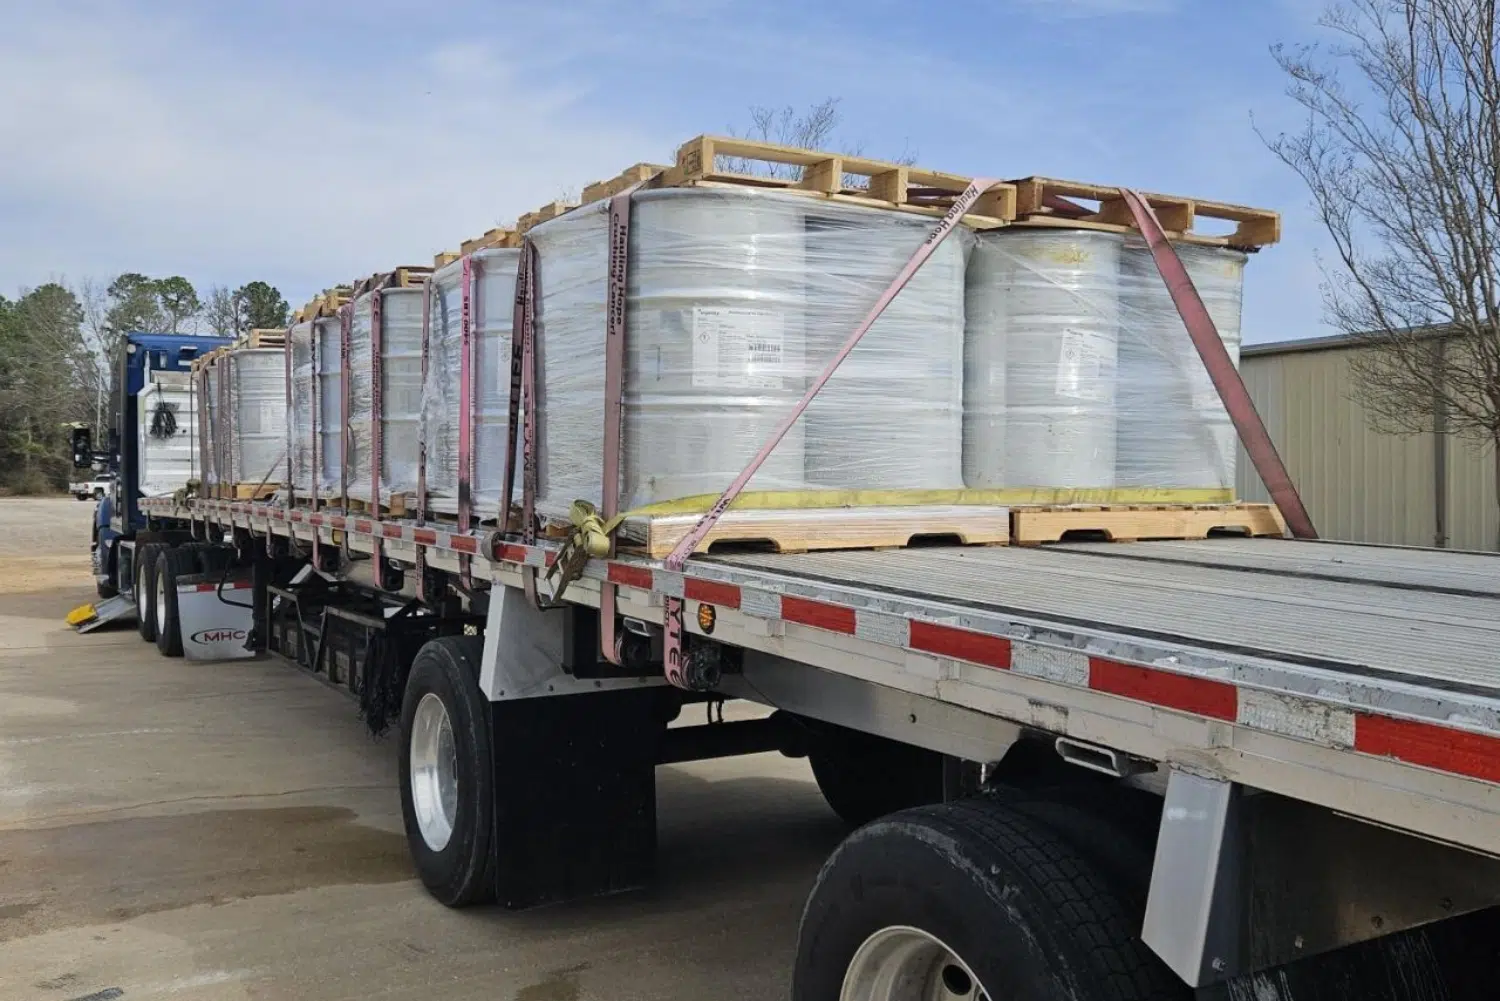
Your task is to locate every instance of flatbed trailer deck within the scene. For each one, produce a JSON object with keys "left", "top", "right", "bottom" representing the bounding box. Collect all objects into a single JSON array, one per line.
[{"left": 127, "top": 492, "right": 1500, "bottom": 1000}]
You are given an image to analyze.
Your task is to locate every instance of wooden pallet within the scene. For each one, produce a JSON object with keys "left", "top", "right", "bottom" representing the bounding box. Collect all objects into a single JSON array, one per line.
[
  {"left": 236, "top": 327, "right": 286, "bottom": 349},
  {"left": 517, "top": 201, "right": 578, "bottom": 236},
  {"left": 293, "top": 288, "right": 353, "bottom": 323},
  {"left": 1010, "top": 178, "right": 1281, "bottom": 248},
  {"left": 458, "top": 227, "right": 521, "bottom": 256},
  {"left": 580, "top": 162, "right": 672, "bottom": 205},
  {"left": 351, "top": 266, "right": 432, "bottom": 297},
  {"left": 344, "top": 493, "right": 414, "bottom": 518},
  {"left": 617, "top": 505, "right": 1011, "bottom": 558},
  {"left": 217, "top": 482, "right": 280, "bottom": 501},
  {"left": 1009, "top": 503, "right": 1286, "bottom": 545}
]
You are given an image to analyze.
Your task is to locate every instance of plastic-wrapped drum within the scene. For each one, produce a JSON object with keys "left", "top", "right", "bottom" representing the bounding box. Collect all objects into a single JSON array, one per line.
[
  {"left": 347, "top": 288, "right": 423, "bottom": 502},
  {"left": 227, "top": 349, "right": 287, "bottom": 488},
  {"left": 803, "top": 203, "right": 968, "bottom": 490},
  {"left": 1116, "top": 242, "right": 1246, "bottom": 490},
  {"left": 314, "top": 317, "right": 343, "bottom": 494},
  {"left": 288, "top": 321, "right": 315, "bottom": 493},
  {"left": 424, "top": 248, "right": 520, "bottom": 516},
  {"left": 529, "top": 187, "right": 809, "bottom": 519},
  {"left": 204, "top": 361, "right": 222, "bottom": 490},
  {"left": 965, "top": 230, "right": 1122, "bottom": 489}
]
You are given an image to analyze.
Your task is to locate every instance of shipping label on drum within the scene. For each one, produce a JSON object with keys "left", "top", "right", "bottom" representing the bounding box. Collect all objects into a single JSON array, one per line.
[
  {"left": 691, "top": 307, "right": 786, "bottom": 390},
  {"left": 1054, "top": 327, "right": 1114, "bottom": 403}
]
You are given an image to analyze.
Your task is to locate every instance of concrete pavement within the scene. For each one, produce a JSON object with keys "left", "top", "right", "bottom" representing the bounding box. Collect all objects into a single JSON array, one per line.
[{"left": 0, "top": 498, "right": 842, "bottom": 1000}]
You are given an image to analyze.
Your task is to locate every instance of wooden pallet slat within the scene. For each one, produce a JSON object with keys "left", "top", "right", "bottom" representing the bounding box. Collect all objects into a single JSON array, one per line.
[
  {"left": 1009, "top": 503, "right": 1287, "bottom": 545},
  {"left": 459, "top": 227, "right": 520, "bottom": 256},
  {"left": 580, "top": 163, "right": 672, "bottom": 206},
  {"left": 618, "top": 505, "right": 1011, "bottom": 558},
  {"left": 232, "top": 481, "right": 280, "bottom": 501}
]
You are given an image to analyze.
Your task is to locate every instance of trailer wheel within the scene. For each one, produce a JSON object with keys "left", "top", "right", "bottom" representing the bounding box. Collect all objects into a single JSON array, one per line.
[
  {"left": 793, "top": 799, "right": 1187, "bottom": 1001},
  {"left": 807, "top": 725, "right": 944, "bottom": 827},
  {"left": 154, "top": 547, "right": 188, "bottom": 657},
  {"left": 135, "top": 544, "right": 164, "bottom": 641},
  {"left": 399, "top": 635, "right": 494, "bottom": 908}
]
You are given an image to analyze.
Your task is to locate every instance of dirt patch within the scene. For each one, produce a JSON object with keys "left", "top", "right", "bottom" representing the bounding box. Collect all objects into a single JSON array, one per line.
[
  {"left": 0, "top": 806, "right": 411, "bottom": 940},
  {"left": 0, "top": 556, "right": 94, "bottom": 596}
]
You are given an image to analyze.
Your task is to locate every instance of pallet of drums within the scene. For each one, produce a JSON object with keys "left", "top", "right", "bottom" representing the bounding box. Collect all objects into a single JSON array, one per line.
[{"left": 208, "top": 133, "right": 1287, "bottom": 552}]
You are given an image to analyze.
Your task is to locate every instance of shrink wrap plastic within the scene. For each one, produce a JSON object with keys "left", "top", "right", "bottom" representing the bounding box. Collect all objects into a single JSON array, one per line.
[
  {"left": 527, "top": 186, "right": 969, "bottom": 520},
  {"left": 1116, "top": 242, "right": 1246, "bottom": 490},
  {"left": 964, "top": 229, "right": 1122, "bottom": 489},
  {"left": 288, "top": 321, "right": 315, "bottom": 492},
  {"left": 963, "top": 229, "right": 1246, "bottom": 492},
  {"left": 314, "top": 317, "right": 343, "bottom": 493},
  {"left": 227, "top": 349, "right": 287, "bottom": 487},
  {"left": 347, "top": 289, "right": 424, "bottom": 502},
  {"left": 204, "top": 363, "right": 222, "bottom": 488},
  {"left": 423, "top": 248, "right": 520, "bottom": 515}
]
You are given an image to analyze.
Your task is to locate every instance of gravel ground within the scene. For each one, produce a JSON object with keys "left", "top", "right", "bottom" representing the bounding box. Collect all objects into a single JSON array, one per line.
[{"left": 0, "top": 497, "right": 97, "bottom": 594}]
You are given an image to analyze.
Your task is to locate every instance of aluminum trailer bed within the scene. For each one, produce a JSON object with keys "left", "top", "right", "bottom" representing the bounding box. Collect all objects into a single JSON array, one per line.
[{"left": 136, "top": 495, "right": 1500, "bottom": 997}]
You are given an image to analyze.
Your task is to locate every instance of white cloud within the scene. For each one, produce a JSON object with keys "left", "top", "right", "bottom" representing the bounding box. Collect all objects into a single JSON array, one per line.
[{"left": 0, "top": 4, "right": 670, "bottom": 308}]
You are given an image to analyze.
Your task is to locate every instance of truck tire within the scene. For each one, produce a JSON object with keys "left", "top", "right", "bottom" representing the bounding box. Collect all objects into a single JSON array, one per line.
[
  {"left": 793, "top": 799, "right": 1187, "bottom": 1001},
  {"left": 154, "top": 547, "right": 189, "bottom": 657},
  {"left": 135, "top": 544, "right": 164, "bottom": 641},
  {"left": 807, "top": 725, "right": 944, "bottom": 827},
  {"left": 399, "top": 635, "right": 494, "bottom": 908}
]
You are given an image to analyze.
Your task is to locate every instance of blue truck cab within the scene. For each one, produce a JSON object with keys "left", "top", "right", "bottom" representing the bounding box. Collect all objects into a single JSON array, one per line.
[{"left": 79, "top": 332, "right": 230, "bottom": 598}]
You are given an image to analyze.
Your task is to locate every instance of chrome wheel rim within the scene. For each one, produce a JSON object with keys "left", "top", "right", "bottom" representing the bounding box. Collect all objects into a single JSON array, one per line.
[
  {"left": 841, "top": 926, "right": 990, "bottom": 1001},
  {"left": 410, "top": 692, "right": 458, "bottom": 852},
  {"left": 155, "top": 562, "right": 168, "bottom": 634},
  {"left": 136, "top": 560, "right": 148, "bottom": 618}
]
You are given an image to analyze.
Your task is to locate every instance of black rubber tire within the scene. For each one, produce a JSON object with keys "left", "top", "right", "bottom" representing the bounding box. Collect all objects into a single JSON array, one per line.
[
  {"left": 398, "top": 635, "right": 495, "bottom": 908},
  {"left": 807, "top": 725, "right": 945, "bottom": 827},
  {"left": 135, "top": 544, "right": 164, "bottom": 641},
  {"left": 793, "top": 799, "right": 1188, "bottom": 1001},
  {"left": 154, "top": 547, "right": 189, "bottom": 657}
]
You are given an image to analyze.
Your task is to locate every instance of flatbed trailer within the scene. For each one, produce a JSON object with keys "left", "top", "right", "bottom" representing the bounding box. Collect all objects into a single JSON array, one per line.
[{"left": 131, "top": 491, "right": 1500, "bottom": 1001}]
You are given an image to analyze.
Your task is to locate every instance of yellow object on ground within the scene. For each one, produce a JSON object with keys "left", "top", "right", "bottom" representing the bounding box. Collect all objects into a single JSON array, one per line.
[{"left": 66, "top": 603, "right": 97, "bottom": 626}]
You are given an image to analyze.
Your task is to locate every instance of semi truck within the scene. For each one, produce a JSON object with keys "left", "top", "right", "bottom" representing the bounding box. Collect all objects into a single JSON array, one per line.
[{"left": 67, "top": 192, "right": 1500, "bottom": 999}]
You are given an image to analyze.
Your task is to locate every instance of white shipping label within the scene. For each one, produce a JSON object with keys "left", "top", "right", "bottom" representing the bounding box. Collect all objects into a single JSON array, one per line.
[
  {"left": 1054, "top": 327, "right": 1113, "bottom": 402},
  {"left": 691, "top": 307, "right": 786, "bottom": 390}
]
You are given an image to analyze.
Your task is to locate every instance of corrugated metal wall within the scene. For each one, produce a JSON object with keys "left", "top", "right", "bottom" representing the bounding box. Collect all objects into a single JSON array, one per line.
[{"left": 1236, "top": 340, "right": 1498, "bottom": 550}]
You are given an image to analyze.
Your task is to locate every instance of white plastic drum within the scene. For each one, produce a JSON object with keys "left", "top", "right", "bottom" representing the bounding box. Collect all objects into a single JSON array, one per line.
[
  {"left": 314, "top": 317, "right": 343, "bottom": 494},
  {"left": 965, "top": 230, "right": 1121, "bottom": 489},
  {"left": 288, "top": 320, "right": 315, "bottom": 493},
  {"left": 1116, "top": 242, "right": 1246, "bottom": 490},
  {"left": 228, "top": 348, "right": 287, "bottom": 488},
  {"left": 347, "top": 296, "right": 374, "bottom": 499},
  {"left": 379, "top": 288, "right": 424, "bottom": 498},
  {"left": 204, "top": 362, "right": 222, "bottom": 489},
  {"left": 803, "top": 202, "right": 968, "bottom": 490},
  {"left": 528, "top": 187, "right": 809, "bottom": 519},
  {"left": 423, "top": 249, "right": 521, "bottom": 517}
]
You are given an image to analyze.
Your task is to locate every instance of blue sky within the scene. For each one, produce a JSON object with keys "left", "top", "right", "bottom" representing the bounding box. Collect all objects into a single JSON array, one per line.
[{"left": 1, "top": 0, "right": 1331, "bottom": 343}]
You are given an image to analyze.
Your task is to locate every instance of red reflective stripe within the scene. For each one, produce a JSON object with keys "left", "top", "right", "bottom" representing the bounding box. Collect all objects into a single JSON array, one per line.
[
  {"left": 909, "top": 621, "right": 1011, "bottom": 670},
  {"left": 449, "top": 535, "right": 478, "bottom": 554},
  {"left": 1355, "top": 714, "right": 1500, "bottom": 784},
  {"left": 354, "top": 519, "right": 373, "bottom": 534},
  {"left": 608, "top": 564, "right": 654, "bottom": 589},
  {"left": 382, "top": 523, "right": 403, "bottom": 539},
  {"left": 685, "top": 577, "right": 741, "bottom": 610},
  {"left": 1090, "top": 658, "right": 1237, "bottom": 720},
  {"left": 497, "top": 543, "right": 527, "bottom": 563},
  {"left": 412, "top": 528, "right": 438, "bottom": 546},
  {"left": 782, "top": 596, "right": 856, "bottom": 634}
]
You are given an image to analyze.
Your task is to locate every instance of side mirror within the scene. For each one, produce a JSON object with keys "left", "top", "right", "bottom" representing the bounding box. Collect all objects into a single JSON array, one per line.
[{"left": 70, "top": 426, "right": 93, "bottom": 469}]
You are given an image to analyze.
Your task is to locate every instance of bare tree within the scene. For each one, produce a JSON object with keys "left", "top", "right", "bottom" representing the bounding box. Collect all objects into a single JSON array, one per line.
[
  {"left": 1264, "top": 0, "right": 1500, "bottom": 543},
  {"left": 202, "top": 285, "right": 241, "bottom": 338},
  {"left": 723, "top": 98, "right": 918, "bottom": 187}
]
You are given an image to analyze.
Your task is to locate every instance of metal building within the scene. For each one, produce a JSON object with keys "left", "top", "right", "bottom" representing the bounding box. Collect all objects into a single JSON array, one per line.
[{"left": 1236, "top": 334, "right": 1498, "bottom": 551}]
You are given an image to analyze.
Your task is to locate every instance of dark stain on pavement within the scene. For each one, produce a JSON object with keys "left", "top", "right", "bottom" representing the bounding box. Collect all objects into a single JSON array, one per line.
[
  {"left": 0, "top": 805, "right": 409, "bottom": 940},
  {"left": 514, "top": 963, "right": 589, "bottom": 1001}
]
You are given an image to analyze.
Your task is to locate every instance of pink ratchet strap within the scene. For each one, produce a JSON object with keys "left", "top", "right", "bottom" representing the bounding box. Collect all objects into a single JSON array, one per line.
[
  {"left": 1117, "top": 189, "right": 1317, "bottom": 540},
  {"left": 416, "top": 278, "right": 432, "bottom": 600},
  {"left": 502, "top": 240, "right": 544, "bottom": 606},
  {"left": 370, "top": 289, "right": 386, "bottom": 575},
  {"left": 657, "top": 178, "right": 1004, "bottom": 689},
  {"left": 310, "top": 316, "right": 322, "bottom": 568},
  {"left": 458, "top": 255, "right": 477, "bottom": 590},
  {"left": 599, "top": 193, "right": 631, "bottom": 666}
]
